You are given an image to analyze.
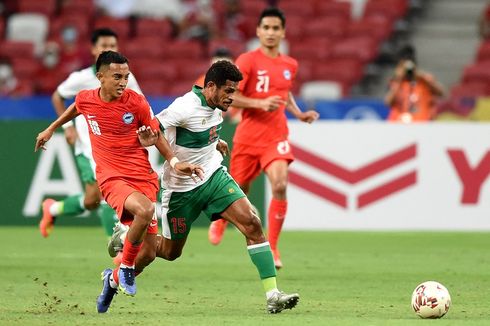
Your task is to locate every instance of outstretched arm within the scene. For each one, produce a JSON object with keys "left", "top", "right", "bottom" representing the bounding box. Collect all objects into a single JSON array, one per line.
[
  {"left": 231, "top": 91, "right": 286, "bottom": 112},
  {"left": 35, "top": 102, "right": 80, "bottom": 151},
  {"left": 286, "top": 92, "right": 319, "bottom": 123}
]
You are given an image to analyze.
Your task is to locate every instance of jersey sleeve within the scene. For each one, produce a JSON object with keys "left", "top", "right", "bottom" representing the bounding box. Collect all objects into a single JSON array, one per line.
[
  {"left": 74, "top": 91, "right": 85, "bottom": 115},
  {"left": 136, "top": 94, "right": 160, "bottom": 130},
  {"left": 235, "top": 53, "right": 252, "bottom": 92},
  {"left": 155, "top": 100, "right": 186, "bottom": 130},
  {"left": 57, "top": 72, "right": 82, "bottom": 99}
]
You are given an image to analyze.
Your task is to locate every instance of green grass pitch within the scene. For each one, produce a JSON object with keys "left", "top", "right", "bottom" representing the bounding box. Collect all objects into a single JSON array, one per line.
[{"left": 1, "top": 226, "right": 490, "bottom": 325}]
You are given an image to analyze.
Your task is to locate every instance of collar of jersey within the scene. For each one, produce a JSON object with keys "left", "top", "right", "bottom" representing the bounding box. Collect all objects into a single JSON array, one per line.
[
  {"left": 192, "top": 85, "right": 208, "bottom": 107},
  {"left": 91, "top": 65, "right": 96, "bottom": 75}
]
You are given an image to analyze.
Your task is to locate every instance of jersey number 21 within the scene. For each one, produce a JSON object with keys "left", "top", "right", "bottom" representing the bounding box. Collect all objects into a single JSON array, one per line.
[{"left": 256, "top": 75, "right": 269, "bottom": 93}]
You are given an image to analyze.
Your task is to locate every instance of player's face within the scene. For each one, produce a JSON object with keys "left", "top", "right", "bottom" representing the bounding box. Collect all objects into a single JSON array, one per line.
[
  {"left": 210, "top": 80, "right": 238, "bottom": 111},
  {"left": 256, "top": 17, "right": 285, "bottom": 49},
  {"left": 97, "top": 63, "right": 129, "bottom": 100},
  {"left": 91, "top": 36, "right": 118, "bottom": 61}
]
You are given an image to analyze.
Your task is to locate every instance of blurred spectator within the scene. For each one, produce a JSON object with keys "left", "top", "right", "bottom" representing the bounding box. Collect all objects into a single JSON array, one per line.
[
  {"left": 216, "top": 0, "right": 252, "bottom": 41},
  {"left": 95, "top": 0, "right": 136, "bottom": 18},
  {"left": 479, "top": 3, "right": 490, "bottom": 39},
  {"left": 384, "top": 45, "right": 445, "bottom": 123},
  {"left": 57, "top": 25, "right": 88, "bottom": 74},
  {"left": 178, "top": 0, "right": 216, "bottom": 42},
  {"left": 0, "top": 57, "right": 19, "bottom": 96}
]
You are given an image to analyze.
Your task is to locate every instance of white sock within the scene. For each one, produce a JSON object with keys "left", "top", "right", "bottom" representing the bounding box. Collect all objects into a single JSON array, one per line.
[
  {"left": 49, "top": 202, "right": 62, "bottom": 216},
  {"left": 266, "top": 288, "right": 280, "bottom": 300},
  {"left": 109, "top": 273, "right": 118, "bottom": 289},
  {"left": 120, "top": 263, "right": 135, "bottom": 269}
]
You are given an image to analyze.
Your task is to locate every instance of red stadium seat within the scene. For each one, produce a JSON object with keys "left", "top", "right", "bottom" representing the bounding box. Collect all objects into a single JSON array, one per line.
[
  {"left": 451, "top": 82, "right": 489, "bottom": 97},
  {"left": 289, "top": 37, "right": 333, "bottom": 61},
  {"left": 121, "top": 36, "right": 166, "bottom": 61},
  {"left": 278, "top": 2, "right": 315, "bottom": 17},
  {"left": 241, "top": 0, "right": 268, "bottom": 17},
  {"left": 0, "top": 17, "right": 4, "bottom": 40},
  {"left": 136, "top": 18, "right": 174, "bottom": 40},
  {"left": 49, "top": 15, "right": 90, "bottom": 41},
  {"left": 167, "top": 79, "right": 196, "bottom": 96},
  {"left": 347, "top": 16, "right": 393, "bottom": 42},
  {"left": 172, "top": 59, "right": 211, "bottom": 80},
  {"left": 461, "top": 62, "right": 490, "bottom": 84},
  {"left": 476, "top": 40, "right": 490, "bottom": 62},
  {"left": 208, "top": 38, "right": 246, "bottom": 59},
  {"left": 60, "top": 0, "right": 95, "bottom": 17},
  {"left": 316, "top": 1, "right": 352, "bottom": 20},
  {"left": 331, "top": 36, "right": 379, "bottom": 64},
  {"left": 138, "top": 78, "right": 170, "bottom": 96},
  {"left": 18, "top": 0, "right": 57, "bottom": 17},
  {"left": 131, "top": 60, "right": 179, "bottom": 81},
  {"left": 363, "top": 0, "right": 409, "bottom": 21},
  {"left": 11, "top": 58, "right": 40, "bottom": 79},
  {"left": 312, "top": 58, "right": 364, "bottom": 95},
  {"left": 304, "top": 17, "right": 349, "bottom": 40},
  {"left": 0, "top": 40, "right": 34, "bottom": 59},
  {"left": 94, "top": 17, "right": 131, "bottom": 40},
  {"left": 163, "top": 40, "right": 203, "bottom": 60}
]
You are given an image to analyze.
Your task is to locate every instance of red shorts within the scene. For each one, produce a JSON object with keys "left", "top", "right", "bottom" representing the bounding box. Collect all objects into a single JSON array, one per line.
[
  {"left": 99, "top": 177, "right": 159, "bottom": 234},
  {"left": 230, "top": 140, "right": 295, "bottom": 185}
]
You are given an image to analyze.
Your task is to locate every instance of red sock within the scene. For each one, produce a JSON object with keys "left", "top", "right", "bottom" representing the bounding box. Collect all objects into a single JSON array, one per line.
[
  {"left": 121, "top": 237, "right": 143, "bottom": 267},
  {"left": 267, "top": 198, "right": 287, "bottom": 251}
]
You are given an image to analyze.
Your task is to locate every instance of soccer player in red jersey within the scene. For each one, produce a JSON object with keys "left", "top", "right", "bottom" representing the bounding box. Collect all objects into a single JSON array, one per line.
[
  {"left": 35, "top": 51, "right": 203, "bottom": 312},
  {"left": 208, "top": 7, "right": 319, "bottom": 269}
]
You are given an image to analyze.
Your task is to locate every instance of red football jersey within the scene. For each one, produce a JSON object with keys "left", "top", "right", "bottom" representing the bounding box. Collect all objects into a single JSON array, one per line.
[
  {"left": 75, "top": 88, "right": 160, "bottom": 185},
  {"left": 233, "top": 48, "right": 298, "bottom": 146}
]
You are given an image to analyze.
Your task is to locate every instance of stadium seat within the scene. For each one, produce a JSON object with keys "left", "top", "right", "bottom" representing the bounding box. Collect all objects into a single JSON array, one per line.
[
  {"left": 163, "top": 40, "right": 204, "bottom": 60},
  {"left": 18, "top": 0, "right": 57, "bottom": 17},
  {"left": 131, "top": 60, "right": 179, "bottom": 81},
  {"left": 363, "top": 0, "right": 409, "bottom": 21},
  {"left": 138, "top": 78, "right": 170, "bottom": 96},
  {"left": 289, "top": 37, "right": 333, "bottom": 61},
  {"left": 121, "top": 36, "right": 166, "bottom": 60},
  {"left": 94, "top": 17, "right": 131, "bottom": 40},
  {"left": 131, "top": 0, "right": 183, "bottom": 20},
  {"left": 312, "top": 58, "right": 364, "bottom": 95},
  {"left": 346, "top": 15, "right": 393, "bottom": 42},
  {"left": 6, "top": 13, "right": 49, "bottom": 55},
  {"left": 0, "top": 17, "right": 5, "bottom": 40},
  {"left": 173, "top": 59, "right": 211, "bottom": 81},
  {"left": 304, "top": 17, "right": 349, "bottom": 40},
  {"left": 10, "top": 58, "right": 40, "bottom": 79},
  {"left": 167, "top": 79, "right": 196, "bottom": 96},
  {"left": 60, "top": 0, "right": 95, "bottom": 17},
  {"left": 278, "top": 2, "right": 315, "bottom": 17},
  {"left": 316, "top": 1, "right": 352, "bottom": 20},
  {"left": 49, "top": 16, "right": 90, "bottom": 42},
  {"left": 0, "top": 40, "right": 35, "bottom": 60},
  {"left": 208, "top": 38, "right": 246, "bottom": 59},
  {"left": 461, "top": 62, "right": 490, "bottom": 84},
  {"left": 300, "top": 81, "right": 343, "bottom": 101},
  {"left": 135, "top": 18, "right": 174, "bottom": 40},
  {"left": 331, "top": 36, "right": 379, "bottom": 63},
  {"left": 476, "top": 40, "right": 490, "bottom": 62}
]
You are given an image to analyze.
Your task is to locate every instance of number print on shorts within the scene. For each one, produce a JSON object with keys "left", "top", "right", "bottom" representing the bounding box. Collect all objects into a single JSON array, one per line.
[
  {"left": 87, "top": 119, "right": 101, "bottom": 135},
  {"left": 277, "top": 141, "right": 290, "bottom": 155},
  {"left": 170, "top": 217, "right": 187, "bottom": 234}
]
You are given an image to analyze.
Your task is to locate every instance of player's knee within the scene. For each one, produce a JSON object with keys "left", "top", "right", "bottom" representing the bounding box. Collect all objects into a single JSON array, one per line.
[
  {"left": 240, "top": 211, "right": 263, "bottom": 239},
  {"left": 271, "top": 180, "right": 287, "bottom": 196},
  {"left": 161, "top": 248, "right": 182, "bottom": 261},
  {"left": 84, "top": 197, "right": 100, "bottom": 210},
  {"left": 136, "top": 204, "right": 155, "bottom": 223}
]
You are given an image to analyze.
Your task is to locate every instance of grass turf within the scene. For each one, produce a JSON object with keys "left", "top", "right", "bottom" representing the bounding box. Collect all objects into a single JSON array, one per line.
[{"left": 1, "top": 226, "right": 490, "bottom": 325}]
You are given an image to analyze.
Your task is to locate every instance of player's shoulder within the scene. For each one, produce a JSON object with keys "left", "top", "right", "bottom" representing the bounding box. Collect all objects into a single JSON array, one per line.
[
  {"left": 236, "top": 50, "right": 257, "bottom": 64},
  {"left": 76, "top": 88, "right": 95, "bottom": 99},
  {"left": 280, "top": 54, "right": 298, "bottom": 67}
]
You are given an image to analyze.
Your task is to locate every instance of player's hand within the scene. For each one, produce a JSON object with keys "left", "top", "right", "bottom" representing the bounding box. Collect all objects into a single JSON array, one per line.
[
  {"left": 64, "top": 125, "right": 78, "bottom": 145},
  {"left": 298, "top": 110, "right": 319, "bottom": 123},
  {"left": 174, "top": 162, "right": 205, "bottom": 182},
  {"left": 35, "top": 129, "right": 54, "bottom": 152},
  {"left": 260, "top": 95, "right": 286, "bottom": 112},
  {"left": 136, "top": 125, "right": 159, "bottom": 147},
  {"left": 216, "top": 139, "right": 229, "bottom": 157}
]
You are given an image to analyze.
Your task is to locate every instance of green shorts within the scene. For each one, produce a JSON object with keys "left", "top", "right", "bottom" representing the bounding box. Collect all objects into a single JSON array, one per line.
[
  {"left": 160, "top": 167, "right": 245, "bottom": 240},
  {"left": 75, "top": 154, "right": 96, "bottom": 185}
]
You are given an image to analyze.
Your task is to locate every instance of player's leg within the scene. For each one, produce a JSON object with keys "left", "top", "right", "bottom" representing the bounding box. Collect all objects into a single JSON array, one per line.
[
  {"left": 39, "top": 154, "right": 94, "bottom": 237},
  {"left": 263, "top": 159, "right": 289, "bottom": 269},
  {"left": 208, "top": 144, "right": 260, "bottom": 245},
  {"left": 260, "top": 140, "right": 295, "bottom": 269},
  {"left": 220, "top": 197, "right": 299, "bottom": 313}
]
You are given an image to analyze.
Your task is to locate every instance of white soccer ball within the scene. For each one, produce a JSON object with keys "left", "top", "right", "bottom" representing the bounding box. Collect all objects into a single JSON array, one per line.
[{"left": 411, "top": 281, "right": 451, "bottom": 319}]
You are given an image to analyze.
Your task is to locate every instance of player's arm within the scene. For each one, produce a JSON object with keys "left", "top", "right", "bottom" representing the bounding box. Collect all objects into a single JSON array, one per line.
[
  {"left": 285, "top": 92, "right": 319, "bottom": 123},
  {"left": 52, "top": 90, "right": 77, "bottom": 145},
  {"left": 231, "top": 91, "right": 285, "bottom": 112},
  {"left": 35, "top": 103, "right": 80, "bottom": 152}
]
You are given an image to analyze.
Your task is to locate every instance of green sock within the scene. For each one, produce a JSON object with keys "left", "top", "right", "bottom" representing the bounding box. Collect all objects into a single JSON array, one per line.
[
  {"left": 248, "top": 242, "right": 277, "bottom": 292},
  {"left": 60, "top": 195, "right": 85, "bottom": 215},
  {"left": 98, "top": 202, "right": 117, "bottom": 237}
]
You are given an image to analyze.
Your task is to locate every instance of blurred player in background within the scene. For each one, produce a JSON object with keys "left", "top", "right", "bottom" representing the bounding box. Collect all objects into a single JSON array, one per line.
[
  {"left": 111, "top": 60, "right": 300, "bottom": 314},
  {"left": 384, "top": 45, "right": 445, "bottom": 123},
  {"left": 208, "top": 7, "right": 319, "bottom": 269},
  {"left": 39, "top": 28, "right": 143, "bottom": 240},
  {"left": 35, "top": 51, "right": 202, "bottom": 312}
]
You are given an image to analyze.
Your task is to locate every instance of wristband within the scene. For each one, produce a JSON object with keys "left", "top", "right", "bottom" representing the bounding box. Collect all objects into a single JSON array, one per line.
[
  {"left": 169, "top": 157, "right": 180, "bottom": 169},
  {"left": 62, "top": 121, "right": 74, "bottom": 129}
]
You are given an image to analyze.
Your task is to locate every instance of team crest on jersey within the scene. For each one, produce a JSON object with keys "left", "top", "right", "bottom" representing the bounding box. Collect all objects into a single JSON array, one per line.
[
  {"left": 122, "top": 112, "right": 134, "bottom": 124},
  {"left": 283, "top": 69, "right": 291, "bottom": 80}
]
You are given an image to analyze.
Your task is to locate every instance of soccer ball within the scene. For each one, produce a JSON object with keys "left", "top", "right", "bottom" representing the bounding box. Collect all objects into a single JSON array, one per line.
[{"left": 411, "top": 281, "right": 451, "bottom": 319}]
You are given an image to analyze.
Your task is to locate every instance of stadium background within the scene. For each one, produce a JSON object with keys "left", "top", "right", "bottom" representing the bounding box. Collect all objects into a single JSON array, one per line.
[{"left": 0, "top": 0, "right": 488, "bottom": 229}]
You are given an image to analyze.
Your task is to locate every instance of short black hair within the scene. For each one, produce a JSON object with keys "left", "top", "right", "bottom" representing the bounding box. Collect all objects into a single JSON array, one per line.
[
  {"left": 258, "top": 7, "right": 286, "bottom": 28},
  {"left": 204, "top": 60, "right": 243, "bottom": 88},
  {"left": 95, "top": 51, "right": 128, "bottom": 72},
  {"left": 398, "top": 44, "right": 416, "bottom": 63},
  {"left": 91, "top": 28, "right": 118, "bottom": 45}
]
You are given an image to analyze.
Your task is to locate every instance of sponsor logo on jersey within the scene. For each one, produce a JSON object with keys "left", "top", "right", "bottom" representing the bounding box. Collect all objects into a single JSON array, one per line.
[
  {"left": 201, "top": 118, "right": 207, "bottom": 125},
  {"left": 122, "top": 112, "right": 134, "bottom": 124},
  {"left": 283, "top": 69, "right": 291, "bottom": 80}
]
